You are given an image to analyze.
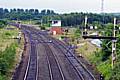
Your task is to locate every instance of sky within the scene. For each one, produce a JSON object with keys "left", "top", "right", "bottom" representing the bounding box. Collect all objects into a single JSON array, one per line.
[{"left": 0, "top": 0, "right": 120, "bottom": 13}]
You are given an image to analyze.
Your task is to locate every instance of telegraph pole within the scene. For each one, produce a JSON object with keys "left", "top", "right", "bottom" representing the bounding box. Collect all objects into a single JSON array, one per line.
[
  {"left": 84, "top": 16, "right": 88, "bottom": 36},
  {"left": 112, "top": 17, "right": 117, "bottom": 69}
]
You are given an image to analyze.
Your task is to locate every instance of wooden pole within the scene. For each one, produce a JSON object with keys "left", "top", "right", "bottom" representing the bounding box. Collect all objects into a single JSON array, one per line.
[{"left": 112, "top": 17, "right": 117, "bottom": 69}]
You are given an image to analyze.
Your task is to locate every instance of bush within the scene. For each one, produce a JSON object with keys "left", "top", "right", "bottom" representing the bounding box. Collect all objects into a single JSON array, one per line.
[
  {"left": 0, "top": 43, "right": 17, "bottom": 79},
  {"left": 74, "top": 28, "right": 81, "bottom": 39},
  {"left": 97, "top": 60, "right": 112, "bottom": 80},
  {"left": 0, "top": 58, "right": 9, "bottom": 75},
  {"left": 0, "top": 75, "right": 7, "bottom": 80},
  {"left": 0, "top": 21, "right": 7, "bottom": 29},
  {"left": 5, "top": 32, "right": 11, "bottom": 36},
  {"left": 40, "top": 26, "right": 46, "bottom": 30}
]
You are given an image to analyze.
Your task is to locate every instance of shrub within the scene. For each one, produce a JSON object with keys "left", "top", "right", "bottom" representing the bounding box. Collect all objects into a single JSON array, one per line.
[
  {"left": 5, "top": 32, "right": 11, "bottom": 36},
  {"left": 0, "top": 43, "right": 17, "bottom": 79}
]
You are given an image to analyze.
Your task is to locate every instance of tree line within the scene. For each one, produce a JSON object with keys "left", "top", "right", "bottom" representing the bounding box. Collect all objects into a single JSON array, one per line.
[
  {"left": 0, "top": 8, "right": 120, "bottom": 27},
  {"left": 0, "top": 8, "right": 56, "bottom": 20}
]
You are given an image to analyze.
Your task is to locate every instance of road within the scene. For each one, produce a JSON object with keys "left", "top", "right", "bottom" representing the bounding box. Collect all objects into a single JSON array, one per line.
[{"left": 12, "top": 24, "right": 97, "bottom": 80}]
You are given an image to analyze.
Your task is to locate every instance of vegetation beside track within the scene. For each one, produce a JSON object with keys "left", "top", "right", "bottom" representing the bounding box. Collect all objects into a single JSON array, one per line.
[
  {"left": 74, "top": 23, "right": 120, "bottom": 80},
  {"left": 56, "top": 24, "right": 120, "bottom": 80},
  {"left": 0, "top": 23, "right": 24, "bottom": 80}
]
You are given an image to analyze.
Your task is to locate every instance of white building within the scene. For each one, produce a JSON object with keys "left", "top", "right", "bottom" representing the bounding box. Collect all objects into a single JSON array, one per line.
[{"left": 51, "top": 20, "right": 61, "bottom": 27}]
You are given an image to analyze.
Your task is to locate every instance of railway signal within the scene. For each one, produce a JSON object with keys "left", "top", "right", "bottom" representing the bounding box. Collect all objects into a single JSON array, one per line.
[
  {"left": 111, "top": 18, "right": 117, "bottom": 69},
  {"left": 82, "top": 16, "right": 118, "bottom": 69}
]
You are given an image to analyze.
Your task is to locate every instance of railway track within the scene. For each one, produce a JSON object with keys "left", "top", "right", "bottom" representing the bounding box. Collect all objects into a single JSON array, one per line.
[
  {"left": 51, "top": 37, "right": 96, "bottom": 80},
  {"left": 12, "top": 24, "right": 97, "bottom": 80},
  {"left": 41, "top": 33, "right": 96, "bottom": 80},
  {"left": 38, "top": 34, "right": 94, "bottom": 80},
  {"left": 23, "top": 33, "right": 38, "bottom": 80},
  {"left": 36, "top": 34, "right": 65, "bottom": 80},
  {"left": 23, "top": 29, "right": 65, "bottom": 80},
  {"left": 29, "top": 31, "right": 84, "bottom": 80},
  {"left": 44, "top": 44, "right": 65, "bottom": 80}
]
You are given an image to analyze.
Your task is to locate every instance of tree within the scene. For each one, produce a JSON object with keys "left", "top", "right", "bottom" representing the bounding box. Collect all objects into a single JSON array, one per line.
[
  {"left": 17, "top": 8, "right": 21, "bottom": 13},
  {"left": 4, "top": 9, "right": 9, "bottom": 13},
  {"left": 0, "top": 8, "right": 4, "bottom": 18},
  {"left": 0, "top": 20, "right": 6, "bottom": 28},
  {"left": 41, "top": 9, "right": 46, "bottom": 15},
  {"left": 46, "top": 9, "right": 51, "bottom": 15},
  {"left": 25, "top": 9, "right": 29, "bottom": 13},
  {"left": 20, "top": 9, "right": 24, "bottom": 13},
  {"left": 13, "top": 8, "right": 17, "bottom": 13},
  {"left": 10, "top": 9, "right": 13, "bottom": 13},
  {"left": 29, "top": 9, "right": 34, "bottom": 14},
  {"left": 51, "top": 10, "right": 55, "bottom": 15},
  {"left": 34, "top": 9, "right": 39, "bottom": 15}
]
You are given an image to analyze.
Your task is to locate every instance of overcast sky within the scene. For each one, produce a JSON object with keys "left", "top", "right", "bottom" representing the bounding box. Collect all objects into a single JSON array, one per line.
[{"left": 0, "top": 0, "right": 120, "bottom": 13}]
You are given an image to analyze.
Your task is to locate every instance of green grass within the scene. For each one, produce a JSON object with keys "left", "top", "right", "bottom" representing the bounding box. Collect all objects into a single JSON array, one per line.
[
  {"left": 76, "top": 39, "right": 113, "bottom": 80},
  {"left": 97, "top": 60, "right": 112, "bottom": 80},
  {"left": 0, "top": 75, "right": 7, "bottom": 80},
  {"left": 0, "top": 26, "right": 18, "bottom": 51},
  {"left": 89, "top": 52, "right": 112, "bottom": 80},
  {"left": 0, "top": 25, "right": 19, "bottom": 80},
  {"left": 0, "top": 43, "right": 18, "bottom": 80}
]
